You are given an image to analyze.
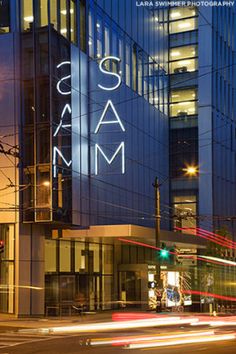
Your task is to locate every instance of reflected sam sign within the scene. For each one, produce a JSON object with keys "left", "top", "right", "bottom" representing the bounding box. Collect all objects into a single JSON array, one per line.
[
  {"left": 53, "top": 56, "right": 125, "bottom": 177},
  {"left": 53, "top": 61, "right": 72, "bottom": 178},
  {"left": 94, "top": 56, "right": 125, "bottom": 175}
]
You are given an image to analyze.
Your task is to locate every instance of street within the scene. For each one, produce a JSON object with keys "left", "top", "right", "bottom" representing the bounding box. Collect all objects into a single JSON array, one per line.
[{"left": 0, "top": 320, "right": 235, "bottom": 354}]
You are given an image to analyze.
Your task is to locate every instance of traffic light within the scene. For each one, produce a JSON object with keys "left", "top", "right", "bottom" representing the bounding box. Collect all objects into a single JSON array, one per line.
[
  {"left": 0, "top": 240, "right": 4, "bottom": 254},
  {"left": 160, "top": 248, "right": 169, "bottom": 258},
  {"left": 159, "top": 243, "right": 169, "bottom": 260}
]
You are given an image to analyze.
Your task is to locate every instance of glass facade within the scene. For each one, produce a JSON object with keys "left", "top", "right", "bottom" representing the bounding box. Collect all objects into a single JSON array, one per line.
[
  {"left": 169, "top": 6, "right": 199, "bottom": 232},
  {"left": 45, "top": 239, "right": 114, "bottom": 312}
]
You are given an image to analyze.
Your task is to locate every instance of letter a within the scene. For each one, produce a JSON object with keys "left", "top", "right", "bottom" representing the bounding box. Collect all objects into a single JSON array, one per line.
[{"left": 94, "top": 100, "right": 125, "bottom": 134}]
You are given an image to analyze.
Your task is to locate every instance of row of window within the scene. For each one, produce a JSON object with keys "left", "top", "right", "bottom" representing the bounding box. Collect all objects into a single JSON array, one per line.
[
  {"left": 45, "top": 239, "right": 113, "bottom": 274},
  {"left": 169, "top": 7, "right": 198, "bottom": 34},
  {"left": 88, "top": 6, "right": 168, "bottom": 113},
  {"left": 45, "top": 274, "right": 113, "bottom": 310},
  {"left": 169, "top": 88, "right": 198, "bottom": 118},
  {"left": 22, "top": 0, "right": 80, "bottom": 44},
  {"left": 21, "top": 0, "right": 168, "bottom": 113},
  {"left": 169, "top": 44, "right": 198, "bottom": 74}
]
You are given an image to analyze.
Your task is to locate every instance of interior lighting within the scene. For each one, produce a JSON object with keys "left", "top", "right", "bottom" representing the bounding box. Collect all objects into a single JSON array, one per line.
[
  {"left": 42, "top": 181, "right": 50, "bottom": 187},
  {"left": 178, "top": 22, "right": 191, "bottom": 29},
  {"left": 24, "top": 16, "right": 34, "bottom": 22},
  {"left": 60, "top": 28, "right": 67, "bottom": 34},
  {"left": 177, "top": 60, "right": 191, "bottom": 66},
  {"left": 170, "top": 51, "right": 180, "bottom": 57},
  {"left": 61, "top": 9, "right": 74, "bottom": 15},
  {"left": 170, "top": 12, "right": 181, "bottom": 18}
]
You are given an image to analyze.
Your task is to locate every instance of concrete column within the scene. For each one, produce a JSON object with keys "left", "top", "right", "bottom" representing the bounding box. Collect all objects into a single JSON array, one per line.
[{"left": 15, "top": 224, "right": 45, "bottom": 317}]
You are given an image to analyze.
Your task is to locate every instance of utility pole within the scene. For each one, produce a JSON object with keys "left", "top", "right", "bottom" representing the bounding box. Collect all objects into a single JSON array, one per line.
[
  {"left": 153, "top": 177, "right": 162, "bottom": 312},
  {"left": 153, "top": 177, "right": 161, "bottom": 248}
]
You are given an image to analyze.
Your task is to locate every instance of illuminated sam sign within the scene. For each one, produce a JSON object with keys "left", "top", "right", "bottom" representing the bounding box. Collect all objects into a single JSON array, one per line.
[
  {"left": 53, "top": 56, "right": 125, "bottom": 177},
  {"left": 53, "top": 61, "right": 72, "bottom": 178},
  {"left": 94, "top": 56, "right": 125, "bottom": 175}
]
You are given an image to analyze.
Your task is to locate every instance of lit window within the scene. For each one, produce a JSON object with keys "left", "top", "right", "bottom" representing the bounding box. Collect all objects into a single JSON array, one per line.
[
  {"left": 50, "top": 0, "right": 58, "bottom": 30},
  {"left": 60, "top": 0, "right": 68, "bottom": 38},
  {"left": 88, "top": 10, "right": 94, "bottom": 57},
  {"left": 126, "top": 44, "right": 131, "bottom": 87},
  {"left": 22, "top": 0, "right": 33, "bottom": 31},
  {"left": 70, "top": 0, "right": 76, "bottom": 44},
  {"left": 170, "top": 88, "right": 197, "bottom": 117},
  {"left": 96, "top": 18, "right": 102, "bottom": 58},
  {"left": 173, "top": 194, "right": 197, "bottom": 232},
  {"left": 169, "top": 7, "right": 196, "bottom": 20},
  {"left": 40, "top": 0, "right": 48, "bottom": 26},
  {"left": 169, "top": 18, "right": 197, "bottom": 34}
]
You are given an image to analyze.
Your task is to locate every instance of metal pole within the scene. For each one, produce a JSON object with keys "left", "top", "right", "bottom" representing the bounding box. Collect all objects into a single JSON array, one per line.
[
  {"left": 153, "top": 177, "right": 162, "bottom": 312},
  {"left": 153, "top": 177, "right": 161, "bottom": 248}
]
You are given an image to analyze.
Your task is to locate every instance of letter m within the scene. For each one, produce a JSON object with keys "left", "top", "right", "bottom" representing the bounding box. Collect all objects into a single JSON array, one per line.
[
  {"left": 53, "top": 147, "right": 72, "bottom": 177},
  {"left": 95, "top": 142, "right": 125, "bottom": 175}
]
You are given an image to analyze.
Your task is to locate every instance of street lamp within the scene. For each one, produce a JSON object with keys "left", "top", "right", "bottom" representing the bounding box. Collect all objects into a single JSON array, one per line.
[{"left": 182, "top": 165, "right": 198, "bottom": 176}]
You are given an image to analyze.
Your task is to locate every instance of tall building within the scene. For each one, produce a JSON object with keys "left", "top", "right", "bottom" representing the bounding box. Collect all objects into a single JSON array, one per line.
[
  {"left": 168, "top": 5, "right": 236, "bottom": 236},
  {"left": 0, "top": 0, "right": 171, "bottom": 316}
]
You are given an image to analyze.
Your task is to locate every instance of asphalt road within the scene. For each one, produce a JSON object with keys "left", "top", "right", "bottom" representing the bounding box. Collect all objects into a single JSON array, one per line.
[{"left": 0, "top": 326, "right": 235, "bottom": 354}]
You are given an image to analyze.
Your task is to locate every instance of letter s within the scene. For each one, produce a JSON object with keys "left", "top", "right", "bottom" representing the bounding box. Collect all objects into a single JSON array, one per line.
[{"left": 98, "top": 56, "right": 121, "bottom": 91}]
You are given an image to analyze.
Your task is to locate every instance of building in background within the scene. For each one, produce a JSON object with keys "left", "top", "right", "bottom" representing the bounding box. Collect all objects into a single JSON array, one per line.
[
  {"left": 167, "top": 4, "right": 236, "bottom": 312},
  {"left": 168, "top": 5, "right": 236, "bottom": 236}
]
